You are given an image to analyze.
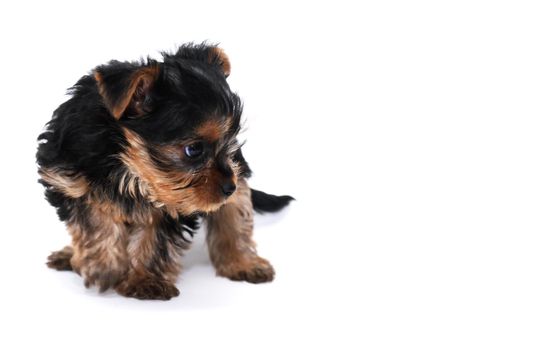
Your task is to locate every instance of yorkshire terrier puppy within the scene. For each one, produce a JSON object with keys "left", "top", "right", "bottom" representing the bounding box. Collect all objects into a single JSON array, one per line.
[{"left": 36, "top": 43, "right": 292, "bottom": 300}]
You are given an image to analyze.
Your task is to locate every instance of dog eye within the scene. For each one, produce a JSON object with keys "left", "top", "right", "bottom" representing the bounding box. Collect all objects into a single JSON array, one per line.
[{"left": 184, "top": 142, "right": 204, "bottom": 159}]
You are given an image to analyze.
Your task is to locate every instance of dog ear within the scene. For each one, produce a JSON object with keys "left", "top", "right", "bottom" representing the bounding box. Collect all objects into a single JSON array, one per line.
[
  {"left": 170, "top": 44, "right": 232, "bottom": 77},
  {"left": 208, "top": 47, "right": 231, "bottom": 77},
  {"left": 94, "top": 62, "right": 159, "bottom": 120}
]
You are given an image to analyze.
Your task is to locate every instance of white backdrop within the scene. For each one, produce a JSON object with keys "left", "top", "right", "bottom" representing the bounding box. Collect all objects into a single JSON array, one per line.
[{"left": 1, "top": 1, "right": 534, "bottom": 349}]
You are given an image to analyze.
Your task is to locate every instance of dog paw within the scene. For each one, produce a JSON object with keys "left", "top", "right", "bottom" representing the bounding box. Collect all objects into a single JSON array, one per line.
[
  {"left": 219, "top": 257, "right": 275, "bottom": 284},
  {"left": 46, "top": 246, "right": 73, "bottom": 271},
  {"left": 116, "top": 278, "right": 179, "bottom": 300},
  {"left": 76, "top": 261, "right": 127, "bottom": 292},
  {"left": 82, "top": 270, "right": 125, "bottom": 292}
]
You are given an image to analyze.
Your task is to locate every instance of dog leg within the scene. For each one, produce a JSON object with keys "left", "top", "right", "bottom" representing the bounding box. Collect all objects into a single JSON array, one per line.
[
  {"left": 115, "top": 215, "right": 185, "bottom": 300},
  {"left": 206, "top": 179, "right": 275, "bottom": 283},
  {"left": 69, "top": 219, "right": 130, "bottom": 292}
]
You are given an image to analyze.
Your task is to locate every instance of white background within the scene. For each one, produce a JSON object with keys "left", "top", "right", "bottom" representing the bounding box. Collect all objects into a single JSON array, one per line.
[{"left": 0, "top": 1, "right": 534, "bottom": 349}]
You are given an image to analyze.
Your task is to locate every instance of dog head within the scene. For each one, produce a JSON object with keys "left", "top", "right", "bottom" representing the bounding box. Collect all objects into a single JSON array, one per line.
[{"left": 94, "top": 44, "right": 243, "bottom": 215}]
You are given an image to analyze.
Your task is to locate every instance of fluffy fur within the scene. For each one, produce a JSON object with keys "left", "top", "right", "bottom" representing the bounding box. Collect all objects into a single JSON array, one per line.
[{"left": 37, "top": 43, "right": 292, "bottom": 300}]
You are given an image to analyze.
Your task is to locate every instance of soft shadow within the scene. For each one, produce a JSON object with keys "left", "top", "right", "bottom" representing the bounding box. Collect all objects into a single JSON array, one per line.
[
  {"left": 181, "top": 222, "right": 211, "bottom": 271},
  {"left": 253, "top": 203, "right": 294, "bottom": 227},
  {"left": 181, "top": 204, "right": 293, "bottom": 271}
]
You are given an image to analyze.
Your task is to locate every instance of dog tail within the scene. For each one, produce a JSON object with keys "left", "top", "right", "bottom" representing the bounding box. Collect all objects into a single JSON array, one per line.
[{"left": 251, "top": 188, "right": 294, "bottom": 214}]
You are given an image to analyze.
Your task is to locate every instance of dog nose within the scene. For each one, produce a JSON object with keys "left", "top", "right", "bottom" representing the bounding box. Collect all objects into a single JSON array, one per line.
[{"left": 221, "top": 182, "right": 236, "bottom": 197}]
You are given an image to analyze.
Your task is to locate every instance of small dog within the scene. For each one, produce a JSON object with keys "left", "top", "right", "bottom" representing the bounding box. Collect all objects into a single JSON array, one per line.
[{"left": 36, "top": 43, "right": 292, "bottom": 300}]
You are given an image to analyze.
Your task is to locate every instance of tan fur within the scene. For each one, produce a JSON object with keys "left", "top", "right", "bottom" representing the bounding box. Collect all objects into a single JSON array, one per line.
[
  {"left": 209, "top": 47, "right": 231, "bottom": 76},
  {"left": 68, "top": 201, "right": 130, "bottom": 291},
  {"left": 206, "top": 179, "right": 274, "bottom": 283},
  {"left": 114, "top": 211, "right": 183, "bottom": 299},
  {"left": 95, "top": 66, "right": 159, "bottom": 119},
  {"left": 39, "top": 168, "right": 89, "bottom": 198},
  {"left": 47, "top": 246, "right": 74, "bottom": 271},
  {"left": 195, "top": 117, "right": 233, "bottom": 142},
  {"left": 120, "top": 128, "right": 233, "bottom": 215},
  {"left": 126, "top": 211, "right": 183, "bottom": 282},
  {"left": 44, "top": 147, "right": 270, "bottom": 298},
  {"left": 42, "top": 45, "right": 281, "bottom": 301},
  {"left": 118, "top": 171, "right": 149, "bottom": 199},
  {"left": 56, "top": 195, "right": 184, "bottom": 298}
]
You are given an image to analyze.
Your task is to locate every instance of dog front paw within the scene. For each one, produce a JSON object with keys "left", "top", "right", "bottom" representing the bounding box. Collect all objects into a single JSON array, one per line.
[
  {"left": 81, "top": 268, "right": 126, "bottom": 292},
  {"left": 217, "top": 257, "right": 275, "bottom": 284},
  {"left": 116, "top": 278, "right": 179, "bottom": 300},
  {"left": 47, "top": 246, "right": 73, "bottom": 271}
]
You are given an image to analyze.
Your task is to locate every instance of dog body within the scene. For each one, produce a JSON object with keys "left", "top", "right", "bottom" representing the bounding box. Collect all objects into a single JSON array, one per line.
[{"left": 37, "top": 44, "right": 292, "bottom": 300}]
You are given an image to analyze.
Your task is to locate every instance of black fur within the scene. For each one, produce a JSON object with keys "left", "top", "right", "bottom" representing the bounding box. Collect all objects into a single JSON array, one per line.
[
  {"left": 37, "top": 43, "right": 291, "bottom": 239},
  {"left": 251, "top": 189, "right": 294, "bottom": 214},
  {"left": 37, "top": 44, "right": 239, "bottom": 225},
  {"left": 38, "top": 43, "right": 293, "bottom": 299}
]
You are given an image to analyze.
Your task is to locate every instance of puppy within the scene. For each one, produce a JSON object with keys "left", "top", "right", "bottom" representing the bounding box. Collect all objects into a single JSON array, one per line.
[{"left": 36, "top": 43, "right": 292, "bottom": 300}]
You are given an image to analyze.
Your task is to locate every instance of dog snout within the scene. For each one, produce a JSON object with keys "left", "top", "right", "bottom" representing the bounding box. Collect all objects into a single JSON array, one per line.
[{"left": 221, "top": 181, "right": 236, "bottom": 198}]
